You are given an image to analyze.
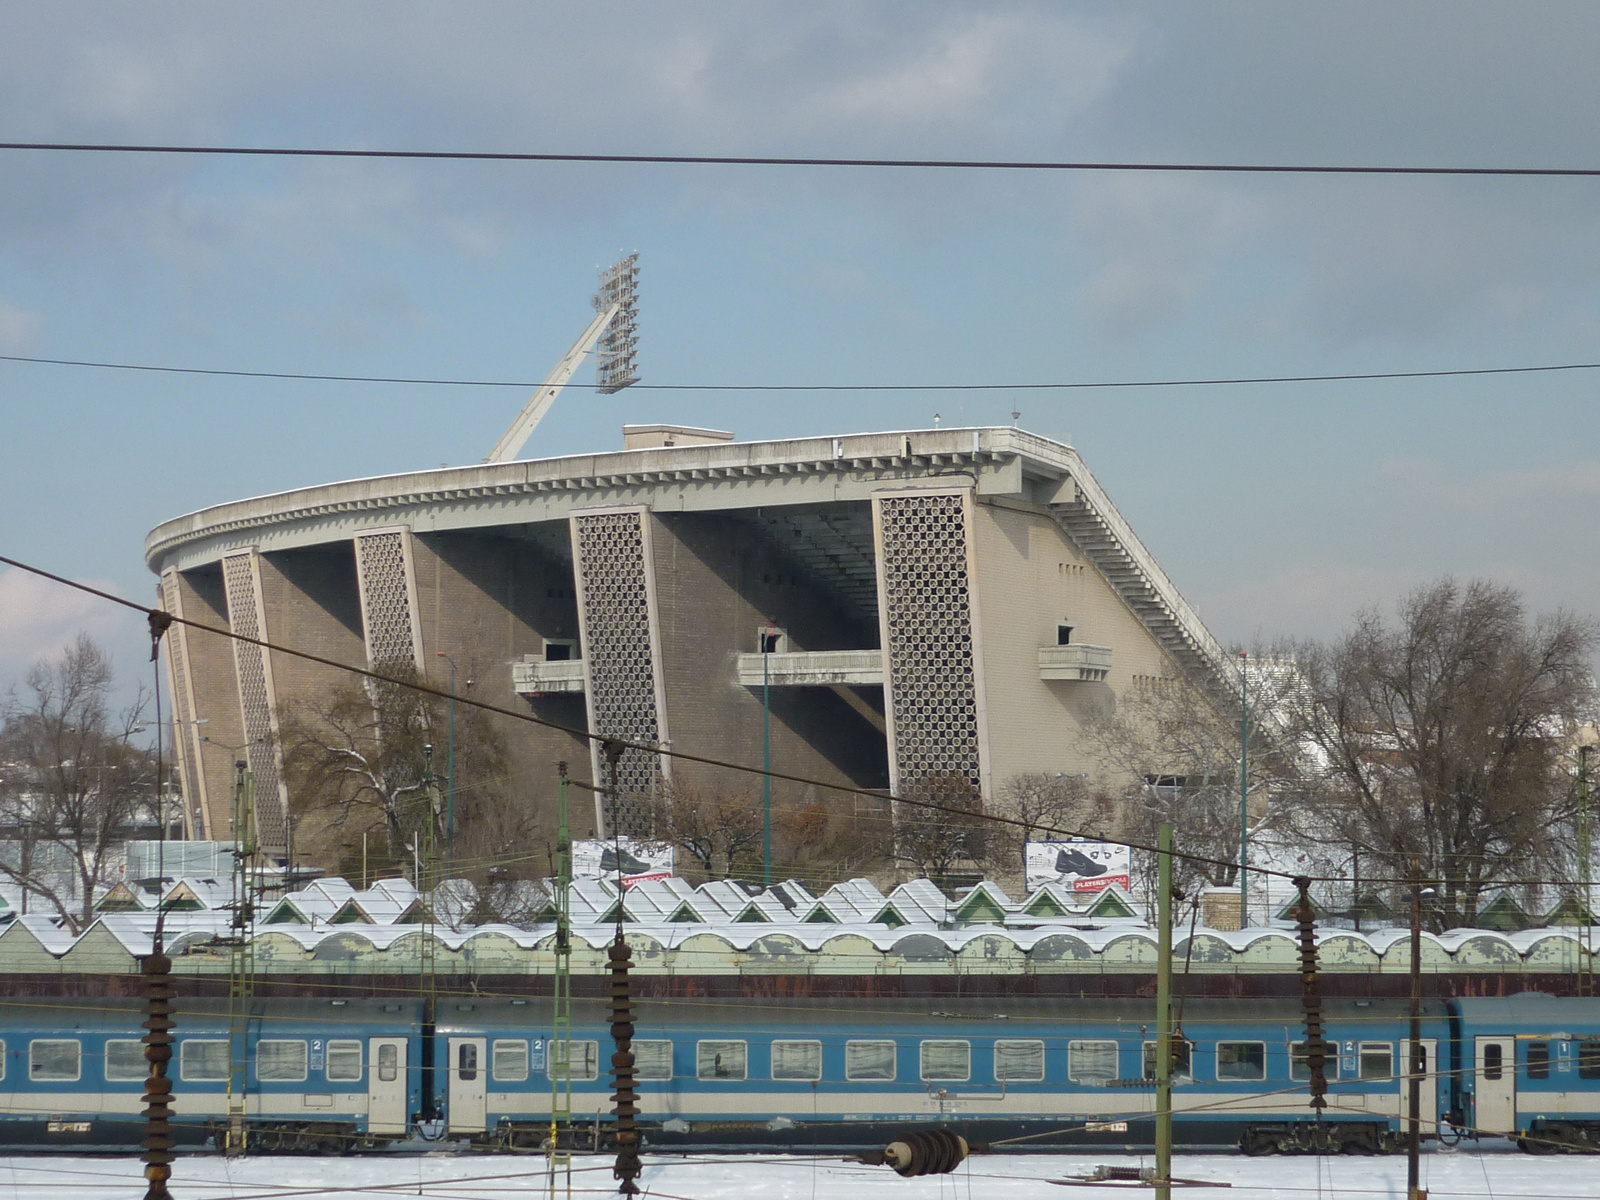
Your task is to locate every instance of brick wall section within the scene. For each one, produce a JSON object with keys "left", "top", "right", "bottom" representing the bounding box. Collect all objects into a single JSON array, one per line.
[
  {"left": 650, "top": 511, "right": 889, "bottom": 802},
  {"left": 172, "top": 566, "right": 248, "bottom": 839},
  {"left": 411, "top": 530, "right": 589, "bottom": 831}
]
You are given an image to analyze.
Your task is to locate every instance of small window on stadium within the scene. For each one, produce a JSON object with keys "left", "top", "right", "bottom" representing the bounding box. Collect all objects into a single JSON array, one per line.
[
  {"left": 180, "top": 1039, "right": 229, "bottom": 1083},
  {"left": 1068, "top": 1040, "right": 1119, "bottom": 1086},
  {"left": 845, "top": 1040, "right": 897, "bottom": 1082},
  {"left": 1527, "top": 1042, "right": 1550, "bottom": 1080},
  {"left": 634, "top": 1040, "right": 674, "bottom": 1082},
  {"left": 492, "top": 1040, "right": 529, "bottom": 1083},
  {"left": 105, "top": 1038, "right": 147, "bottom": 1082},
  {"left": 1217, "top": 1042, "right": 1266, "bottom": 1082},
  {"left": 547, "top": 1040, "right": 600, "bottom": 1083},
  {"left": 30, "top": 1039, "right": 81, "bottom": 1082},
  {"left": 326, "top": 1040, "right": 363, "bottom": 1082},
  {"left": 257, "top": 1040, "right": 308, "bottom": 1083},
  {"left": 1143, "top": 1039, "right": 1194, "bottom": 1083},
  {"left": 698, "top": 1040, "right": 748, "bottom": 1081},
  {"left": 377, "top": 1043, "right": 399, "bottom": 1083},
  {"left": 1360, "top": 1043, "right": 1394, "bottom": 1082},
  {"left": 994, "top": 1040, "right": 1045, "bottom": 1083},
  {"left": 1483, "top": 1043, "right": 1504, "bottom": 1082},
  {"left": 1579, "top": 1040, "right": 1600, "bottom": 1080},
  {"left": 771, "top": 1040, "right": 822, "bottom": 1082},
  {"left": 920, "top": 1040, "right": 971, "bottom": 1083},
  {"left": 1290, "top": 1042, "right": 1340, "bottom": 1082}
]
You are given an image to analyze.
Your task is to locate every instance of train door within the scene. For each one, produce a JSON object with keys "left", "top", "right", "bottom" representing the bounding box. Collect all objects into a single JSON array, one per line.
[
  {"left": 1474, "top": 1036, "right": 1516, "bottom": 1135},
  {"left": 368, "top": 1037, "right": 409, "bottom": 1136},
  {"left": 1402, "top": 1038, "right": 1439, "bottom": 1137},
  {"left": 447, "top": 1037, "right": 488, "bottom": 1134}
]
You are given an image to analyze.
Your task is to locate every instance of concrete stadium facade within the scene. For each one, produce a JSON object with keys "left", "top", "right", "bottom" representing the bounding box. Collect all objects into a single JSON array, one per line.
[{"left": 145, "top": 426, "right": 1226, "bottom": 864}]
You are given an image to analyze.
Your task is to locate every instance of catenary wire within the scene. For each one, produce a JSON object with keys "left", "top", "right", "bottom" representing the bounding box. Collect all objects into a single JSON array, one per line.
[
  {"left": 8, "top": 140, "right": 1600, "bottom": 178},
  {"left": 7, "top": 351, "right": 1600, "bottom": 393}
]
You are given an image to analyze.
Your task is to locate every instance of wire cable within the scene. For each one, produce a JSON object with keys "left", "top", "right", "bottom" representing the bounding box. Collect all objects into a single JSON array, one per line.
[
  {"left": 7, "top": 352, "right": 1600, "bottom": 393},
  {"left": 7, "top": 141, "right": 1600, "bottom": 178}
]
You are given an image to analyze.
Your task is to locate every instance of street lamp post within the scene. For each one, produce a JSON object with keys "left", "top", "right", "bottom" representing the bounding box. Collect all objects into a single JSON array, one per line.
[
  {"left": 1239, "top": 651, "right": 1249, "bottom": 929},
  {"left": 436, "top": 653, "right": 459, "bottom": 857},
  {"left": 759, "top": 625, "right": 778, "bottom": 888}
]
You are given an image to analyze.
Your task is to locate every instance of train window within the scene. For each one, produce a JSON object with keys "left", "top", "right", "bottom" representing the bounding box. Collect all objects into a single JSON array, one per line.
[
  {"left": 1143, "top": 1040, "right": 1194, "bottom": 1083},
  {"left": 921, "top": 1040, "right": 971, "bottom": 1083},
  {"left": 458, "top": 1043, "right": 479, "bottom": 1082},
  {"left": 994, "top": 1040, "right": 1045, "bottom": 1083},
  {"left": 634, "top": 1040, "right": 674, "bottom": 1082},
  {"left": 1483, "top": 1043, "right": 1503, "bottom": 1081},
  {"left": 1068, "top": 1040, "right": 1119, "bottom": 1086},
  {"left": 1527, "top": 1042, "right": 1550, "bottom": 1080},
  {"left": 105, "top": 1039, "right": 147, "bottom": 1082},
  {"left": 771, "top": 1040, "right": 822, "bottom": 1082},
  {"left": 377, "top": 1043, "right": 399, "bottom": 1082},
  {"left": 29, "top": 1039, "right": 81, "bottom": 1082},
  {"left": 180, "top": 1040, "right": 229, "bottom": 1082},
  {"left": 1359, "top": 1043, "right": 1394, "bottom": 1082},
  {"left": 1579, "top": 1041, "right": 1600, "bottom": 1080},
  {"left": 326, "top": 1041, "right": 363, "bottom": 1082},
  {"left": 547, "top": 1041, "right": 599, "bottom": 1083},
  {"left": 258, "top": 1040, "right": 309, "bottom": 1083},
  {"left": 697, "top": 1040, "right": 748, "bottom": 1081},
  {"left": 492, "top": 1040, "right": 529, "bottom": 1083},
  {"left": 1217, "top": 1042, "right": 1266, "bottom": 1082},
  {"left": 846, "top": 1040, "right": 897, "bottom": 1082},
  {"left": 1290, "top": 1042, "right": 1340, "bottom": 1081}
]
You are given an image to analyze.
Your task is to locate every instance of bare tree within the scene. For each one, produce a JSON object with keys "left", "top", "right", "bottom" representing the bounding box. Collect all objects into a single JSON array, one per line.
[
  {"left": 1282, "top": 579, "right": 1597, "bottom": 929},
  {"left": 277, "top": 665, "right": 506, "bottom": 865},
  {"left": 655, "top": 780, "right": 763, "bottom": 880},
  {"left": 894, "top": 772, "right": 989, "bottom": 884},
  {"left": 991, "top": 772, "right": 1100, "bottom": 874},
  {"left": 0, "top": 635, "right": 154, "bottom": 932}
]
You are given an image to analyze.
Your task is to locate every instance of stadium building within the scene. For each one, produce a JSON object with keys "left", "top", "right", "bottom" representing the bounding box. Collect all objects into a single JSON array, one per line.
[{"left": 145, "top": 423, "right": 1226, "bottom": 864}]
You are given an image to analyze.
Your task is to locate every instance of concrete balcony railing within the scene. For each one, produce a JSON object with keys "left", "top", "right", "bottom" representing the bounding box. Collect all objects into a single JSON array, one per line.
[
  {"left": 511, "top": 657, "right": 586, "bottom": 696},
  {"left": 735, "top": 650, "right": 884, "bottom": 688},
  {"left": 1037, "top": 643, "right": 1112, "bottom": 683}
]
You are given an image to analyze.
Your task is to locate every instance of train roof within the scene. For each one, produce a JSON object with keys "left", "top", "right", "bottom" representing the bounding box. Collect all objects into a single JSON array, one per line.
[
  {"left": 1451, "top": 993, "right": 1600, "bottom": 1030},
  {"left": 0, "top": 996, "right": 424, "bottom": 1031}
]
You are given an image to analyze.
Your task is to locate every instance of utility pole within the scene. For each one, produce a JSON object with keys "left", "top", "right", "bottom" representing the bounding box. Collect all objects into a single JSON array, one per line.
[
  {"left": 548, "top": 763, "right": 573, "bottom": 1200},
  {"left": 1579, "top": 745, "right": 1594, "bottom": 998},
  {"left": 437, "top": 653, "right": 458, "bottom": 858},
  {"left": 762, "top": 628, "right": 774, "bottom": 888},
  {"left": 1155, "top": 822, "right": 1174, "bottom": 1200},
  {"left": 1408, "top": 864, "right": 1427, "bottom": 1200},
  {"left": 224, "top": 759, "right": 258, "bottom": 1158},
  {"left": 1239, "top": 652, "right": 1249, "bottom": 929}
]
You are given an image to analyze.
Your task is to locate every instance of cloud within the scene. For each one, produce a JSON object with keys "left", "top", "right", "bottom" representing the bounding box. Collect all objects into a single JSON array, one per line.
[
  {"left": 0, "top": 301, "right": 44, "bottom": 352},
  {"left": 1377, "top": 456, "right": 1600, "bottom": 514},
  {"left": 0, "top": 567, "right": 142, "bottom": 697}
]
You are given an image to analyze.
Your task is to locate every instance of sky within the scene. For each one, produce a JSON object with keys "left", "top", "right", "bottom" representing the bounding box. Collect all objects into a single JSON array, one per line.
[{"left": 3, "top": 2, "right": 1600, "bottom": 708}]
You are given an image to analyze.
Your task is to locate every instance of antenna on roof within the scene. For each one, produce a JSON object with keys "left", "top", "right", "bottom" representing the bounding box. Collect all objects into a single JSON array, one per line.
[{"left": 484, "top": 254, "right": 640, "bottom": 464}]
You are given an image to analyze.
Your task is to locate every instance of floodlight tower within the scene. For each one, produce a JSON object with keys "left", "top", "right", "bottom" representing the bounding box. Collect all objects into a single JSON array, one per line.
[{"left": 484, "top": 254, "right": 640, "bottom": 463}]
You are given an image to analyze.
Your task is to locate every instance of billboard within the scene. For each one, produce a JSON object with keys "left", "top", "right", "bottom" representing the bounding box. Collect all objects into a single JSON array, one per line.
[
  {"left": 572, "top": 838, "right": 674, "bottom": 889},
  {"left": 1025, "top": 840, "right": 1131, "bottom": 895}
]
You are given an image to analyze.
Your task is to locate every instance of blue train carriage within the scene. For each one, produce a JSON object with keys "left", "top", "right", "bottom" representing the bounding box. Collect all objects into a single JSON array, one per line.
[
  {"left": 429, "top": 995, "right": 1450, "bottom": 1154},
  {"left": 1450, "top": 995, "right": 1600, "bottom": 1153},
  {"left": 0, "top": 997, "right": 425, "bottom": 1153}
]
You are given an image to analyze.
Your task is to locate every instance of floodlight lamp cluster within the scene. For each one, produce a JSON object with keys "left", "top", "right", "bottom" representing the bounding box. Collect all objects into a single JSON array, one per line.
[{"left": 594, "top": 253, "right": 640, "bottom": 395}]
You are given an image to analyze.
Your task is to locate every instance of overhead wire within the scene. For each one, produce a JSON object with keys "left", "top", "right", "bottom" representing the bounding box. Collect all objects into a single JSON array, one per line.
[
  {"left": 7, "top": 351, "right": 1600, "bottom": 393},
  {"left": 7, "top": 140, "right": 1600, "bottom": 178}
]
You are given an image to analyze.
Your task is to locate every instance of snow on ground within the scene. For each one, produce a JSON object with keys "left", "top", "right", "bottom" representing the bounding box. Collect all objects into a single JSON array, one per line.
[{"left": 0, "top": 1147, "right": 1588, "bottom": 1199}]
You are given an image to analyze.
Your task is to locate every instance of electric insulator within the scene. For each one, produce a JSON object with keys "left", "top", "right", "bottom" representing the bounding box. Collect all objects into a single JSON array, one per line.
[
  {"left": 141, "top": 949, "right": 175, "bottom": 1200},
  {"left": 609, "top": 933, "right": 641, "bottom": 1195},
  {"left": 1293, "top": 876, "right": 1329, "bottom": 1110},
  {"left": 882, "top": 1129, "right": 971, "bottom": 1177}
]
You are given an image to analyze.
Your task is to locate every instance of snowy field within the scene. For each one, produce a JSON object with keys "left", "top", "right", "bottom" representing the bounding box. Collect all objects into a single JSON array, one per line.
[{"left": 0, "top": 1148, "right": 1592, "bottom": 1200}]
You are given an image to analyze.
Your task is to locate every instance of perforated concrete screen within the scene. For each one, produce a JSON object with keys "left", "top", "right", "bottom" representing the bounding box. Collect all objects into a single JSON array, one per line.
[
  {"left": 572, "top": 509, "right": 665, "bottom": 831},
  {"left": 159, "top": 570, "right": 209, "bottom": 837},
  {"left": 874, "top": 491, "right": 984, "bottom": 792},
  {"left": 220, "top": 552, "right": 289, "bottom": 854},
  {"left": 354, "top": 531, "right": 419, "bottom": 669}
]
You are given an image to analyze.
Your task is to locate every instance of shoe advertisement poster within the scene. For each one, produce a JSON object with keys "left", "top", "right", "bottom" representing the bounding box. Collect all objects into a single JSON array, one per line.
[
  {"left": 1025, "top": 840, "right": 1131, "bottom": 894},
  {"left": 572, "top": 838, "right": 675, "bottom": 888}
]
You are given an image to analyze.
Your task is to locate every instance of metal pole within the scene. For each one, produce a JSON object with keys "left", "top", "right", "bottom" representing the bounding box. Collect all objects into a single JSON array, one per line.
[
  {"left": 1580, "top": 745, "right": 1593, "bottom": 998},
  {"left": 437, "top": 653, "right": 457, "bottom": 856},
  {"left": 1239, "top": 651, "right": 1249, "bottom": 929},
  {"left": 762, "top": 640, "right": 772, "bottom": 888},
  {"left": 1408, "top": 866, "right": 1424, "bottom": 1200},
  {"left": 1155, "top": 822, "right": 1173, "bottom": 1200}
]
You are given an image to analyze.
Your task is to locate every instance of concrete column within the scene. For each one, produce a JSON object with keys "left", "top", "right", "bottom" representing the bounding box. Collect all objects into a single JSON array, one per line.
[
  {"left": 219, "top": 549, "right": 291, "bottom": 859},
  {"left": 352, "top": 527, "right": 425, "bottom": 671}
]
